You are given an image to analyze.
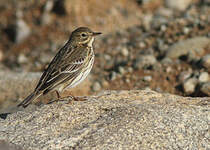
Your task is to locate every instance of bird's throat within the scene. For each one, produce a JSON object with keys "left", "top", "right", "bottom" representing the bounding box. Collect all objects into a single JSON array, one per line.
[{"left": 87, "top": 37, "right": 94, "bottom": 47}]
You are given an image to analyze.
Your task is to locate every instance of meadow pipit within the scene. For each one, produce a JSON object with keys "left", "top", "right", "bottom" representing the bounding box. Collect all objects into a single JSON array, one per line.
[{"left": 18, "top": 27, "right": 101, "bottom": 108}]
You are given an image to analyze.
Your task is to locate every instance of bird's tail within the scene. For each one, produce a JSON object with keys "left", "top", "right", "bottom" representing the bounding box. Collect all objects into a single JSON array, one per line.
[{"left": 17, "top": 92, "right": 41, "bottom": 108}]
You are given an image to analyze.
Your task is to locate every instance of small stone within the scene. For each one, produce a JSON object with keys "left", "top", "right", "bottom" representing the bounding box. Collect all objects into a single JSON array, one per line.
[
  {"left": 200, "top": 82, "right": 210, "bottom": 96},
  {"left": 161, "top": 58, "right": 173, "bottom": 64},
  {"left": 41, "top": 0, "right": 54, "bottom": 25},
  {"left": 41, "top": 13, "right": 53, "bottom": 25},
  {"left": 15, "top": 10, "right": 31, "bottom": 43},
  {"left": 160, "top": 24, "right": 167, "bottom": 31},
  {"left": 92, "top": 82, "right": 101, "bottom": 92},
  {"left": 141, "top": 14, "right": 152, "bottom": 30},
  {"left": 166, "top": 67, "right": 172, "bottom": 73},
  {"left": 16, "top": 19, "right": 31, "bottom": 43},
  {"left": 198, "top": 72, "right": 209, "bottom": 83},
  {"left": 201, "top": 54, "right": 210, "bottom": 69},
  {"left": 121, "top": 47, "right": 129, "bottom": 57},
  {"left": 101, "top": 80, "right": 109, "bottom": 87},
  {"left": 134, "top": 55, "right": 157, "bottom": 69},
  {"left": 183, "top": 27, "right": 190, "bottom": 34},
  {"left": 178, "top": 71, "right": 192, "bottom": 82},
  {"left": 143, "top": 76, "right": 152, "bottom": 82},
  {"left": 104, "top": 54, "right": 111, "bottom": 61},
  {"left": 110, "top": 72, "right": 117, "bottom": 81},
  {"left": 125, "top": 78, "right": 130, "bottom": 83},
  {"left": 18, "top": 54, "right": 28, "bottom": 64},
  {"left": 118, "top": 66, "right": 126, "bottom": 75},
  {"left": 183, "top": 78, "right": 198, "bottom": 94},
  {"left": 156, "top": 7, "right": 173, "bottom": 17},
  {"left": 157, "top": 38, "right": 168, "bottom": 52},
  {"left": 127, "top": 67, "right": 133, "bottom": 73},
  {"left": 139, "top": 42, "right": 146, "bottom": 48}
]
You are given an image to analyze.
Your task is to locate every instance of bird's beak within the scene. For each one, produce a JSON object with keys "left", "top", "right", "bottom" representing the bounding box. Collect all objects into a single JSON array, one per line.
[{"left": 92, "top": 32, "right": 102, "bottom": 36}]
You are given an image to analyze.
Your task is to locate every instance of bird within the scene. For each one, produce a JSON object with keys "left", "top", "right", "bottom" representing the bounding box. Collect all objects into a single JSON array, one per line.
[{"left": 18, "top": 27, "right": 101, "bottom": 108}]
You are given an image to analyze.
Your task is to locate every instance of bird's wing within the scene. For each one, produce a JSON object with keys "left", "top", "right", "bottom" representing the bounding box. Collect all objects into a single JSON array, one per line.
[{"left": 34, "top": 43, "right": 89, "bottom": 92}]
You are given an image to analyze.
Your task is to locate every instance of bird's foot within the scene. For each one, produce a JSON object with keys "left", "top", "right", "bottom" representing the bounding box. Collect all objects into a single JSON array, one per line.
[
  {"left": 47, "top": 95, "right": 88, "bottom": 105},
  {"left": 72, "top": 96, "right": 88, "bottom": 101}
]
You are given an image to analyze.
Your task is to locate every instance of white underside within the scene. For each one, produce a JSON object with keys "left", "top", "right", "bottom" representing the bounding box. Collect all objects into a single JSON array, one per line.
[
  {"left": 57, "top": 51, "right": 94, "bottom": 92},
  {"left": 66, "top": 56, "right": 94, "bottom": 89}
]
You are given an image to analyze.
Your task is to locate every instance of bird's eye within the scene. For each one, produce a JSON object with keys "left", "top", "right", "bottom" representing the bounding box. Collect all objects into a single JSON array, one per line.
[{"left": 81, "top": 33, "right": 87, "bottom": 37}]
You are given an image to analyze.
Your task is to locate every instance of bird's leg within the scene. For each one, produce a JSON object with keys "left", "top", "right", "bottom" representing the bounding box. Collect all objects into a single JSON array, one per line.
[
  {"left": 47, "top": 90, "right": 64, "bottom": 104},
  {"left": 56, "top": 90, "right": 61, "bottom": 99}
]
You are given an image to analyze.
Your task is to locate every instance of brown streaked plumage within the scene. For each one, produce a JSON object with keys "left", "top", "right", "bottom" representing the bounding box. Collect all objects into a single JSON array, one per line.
[{"left": 18, "top": 27, "right": 101, "bottom": 108}]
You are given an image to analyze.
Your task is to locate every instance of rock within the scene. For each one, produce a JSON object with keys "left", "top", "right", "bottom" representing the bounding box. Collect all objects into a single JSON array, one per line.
[
  {"left": 139, "top": 41, "right": 146, "bottom": 48},
  {"left": 141, "top": 14, "right": 152, "bottom": 30},
  {"left": 40, "top": 0, "right": 54, "bottom": 25},
  {"left": 156, "top": 7, "right": 173, "bottom": 18},
  {"left": 104, "top": 54, "right": 111, "bottom": 61},
  {"left": 161, "top": 57, "right": 173, "bottom": 64},
  {"left": 125, "top": 78, "right": 130, "bottom": 83},
  {"left": 41, "top": 11, "right": 53, "bottom": 26},
  {"left": 92, "top": 82, "right": 101, "bottom": 92},
  {"left": 127, "top": 67, "right": 133, "bottom": 73},
  {"left": 198, "top": 72, "right": 209, "bottom": 83},
  {"left": 200, "top": 82, "right": 210, "bottom": 96},
  {"left": 166, "top": 37, "right": 210, "bottom": 60},
  {"left": 101, "top": 80, "right": 109, "bottom": 87},
  {"left": 201, "top": 54, "right": 210, "bottom": 69},
  {"left": 151, "top": 16, "right": 168, "bottom": 28},
  {"left": 0, "top": 72, "right": 42, "bottom": 114},
  {"left": 118, "top": 66, "right": 126, "bottom": 75},
  {"left": 120, "top": 47, "right": 129, "bottom": 57},
  {"left": 183, "top": 27, "right": 190, "bottom": 34},
  {"left": 0, "top": 90, "right": 209, "bottom": 149},
  {"left": 143, "top": 76, "right": 152, "bottom": 82},
  {"left": 166, "top": 66, "right": 172, "bottom": 73},
  {"left": 183, "top": 78, "right": 198, "bottom": 94},
  {"left": 110, "top": 71, "right": 117, "bottom": 81},
  {"left": 134, "top": 55, "right": 157, "bottom": 69},
  {"left": 178, "top": 71, "right": 192, "bottom": 82},
  {"left": 157, "top": 38, "right": 168, "bottom": 52},
  {"left": 165, "top": 0, "right": 192, "bottom": 11},
  {"left": 15, "top": 10, "right": 31, "bottom": 43},
  {"left": 17, "top": 54, "right": 28, "bottom": 64}
]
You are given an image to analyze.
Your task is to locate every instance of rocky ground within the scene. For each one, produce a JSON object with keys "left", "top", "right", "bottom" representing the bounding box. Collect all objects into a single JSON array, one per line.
[{"left": 0, "top": 0, "right": 209, "bottom": 102}]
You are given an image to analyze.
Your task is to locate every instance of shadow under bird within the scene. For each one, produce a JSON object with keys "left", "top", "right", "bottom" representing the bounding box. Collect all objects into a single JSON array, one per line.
[{"left": 18, "top": 27, "right": 101, "bottom": 108}]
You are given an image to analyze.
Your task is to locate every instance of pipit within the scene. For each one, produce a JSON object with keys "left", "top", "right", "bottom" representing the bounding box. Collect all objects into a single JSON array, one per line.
[{"left": 18, "top": 27, "right": 101, "bottom": 108}]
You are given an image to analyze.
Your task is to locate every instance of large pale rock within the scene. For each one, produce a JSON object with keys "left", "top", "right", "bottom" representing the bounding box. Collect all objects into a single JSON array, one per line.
[
  {"left": 165, "top": 0, "right": 192, "bottom": 11},
  {"left": 0, "top": 71, "right": 91, "bottom": 114},
  {"left": 166, "top": 37, "right": 210, "bottom": 60},
  {"left": 0, "top": 90, "right": 209, "bottom": 149}
]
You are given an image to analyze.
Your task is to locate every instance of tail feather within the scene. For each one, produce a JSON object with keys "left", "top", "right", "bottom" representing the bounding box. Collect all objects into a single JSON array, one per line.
[{"left": 17, "top": 92, "right": 41, "bottom": 108}]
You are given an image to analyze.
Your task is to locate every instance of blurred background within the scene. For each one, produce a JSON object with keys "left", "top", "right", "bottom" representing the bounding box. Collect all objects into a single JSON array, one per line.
[{"left": 0, "top": 0, "right": 210, "bottom": 109}]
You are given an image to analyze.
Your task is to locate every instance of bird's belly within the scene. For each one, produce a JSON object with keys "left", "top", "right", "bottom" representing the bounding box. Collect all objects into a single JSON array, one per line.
[{"left": 64, "top": 57, "right": 94, "bottom": 90}]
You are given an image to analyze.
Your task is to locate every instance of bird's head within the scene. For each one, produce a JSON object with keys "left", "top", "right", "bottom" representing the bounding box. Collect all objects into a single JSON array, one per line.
[{"left": 69, "top": 27, "right": 101, "bottom": 46}]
